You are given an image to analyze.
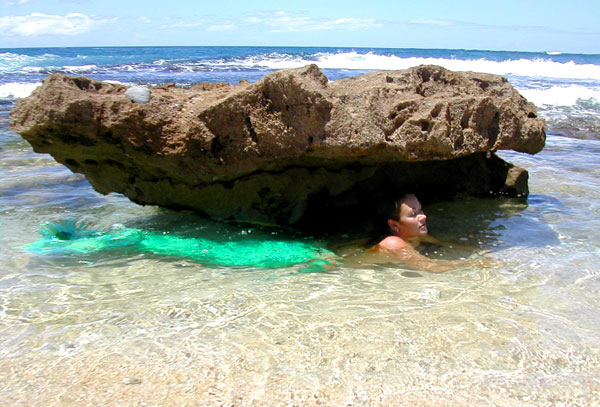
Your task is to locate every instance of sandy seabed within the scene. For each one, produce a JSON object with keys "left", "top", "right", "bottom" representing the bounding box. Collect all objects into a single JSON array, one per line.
[{"left": 2, "top": 346, "right": 597, "bottom": 407}]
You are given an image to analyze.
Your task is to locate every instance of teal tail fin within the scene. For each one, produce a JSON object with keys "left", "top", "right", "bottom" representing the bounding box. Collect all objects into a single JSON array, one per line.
[
  {"left": 26, "top": 219, "right": 336, "bottom": 269},
  {"left": 39, "top": 219, "right": 90, "bottom": 240}
]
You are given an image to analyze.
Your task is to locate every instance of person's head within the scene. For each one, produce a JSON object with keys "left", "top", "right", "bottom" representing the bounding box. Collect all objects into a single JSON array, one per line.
[{"left": 387, "top": 193, "right": 428, "bottom": 239}]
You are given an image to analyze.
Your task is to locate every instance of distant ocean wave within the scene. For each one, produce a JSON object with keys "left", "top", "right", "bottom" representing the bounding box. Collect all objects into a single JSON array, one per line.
[
  {"left": 2, "top": 49, "right": 600, "bottom": 80},
  {"left": 237, "top": 51, "right": 600, "bottom": 80},
  {"left": 0, "top": 52, "right": 61, "bottom": 71}
]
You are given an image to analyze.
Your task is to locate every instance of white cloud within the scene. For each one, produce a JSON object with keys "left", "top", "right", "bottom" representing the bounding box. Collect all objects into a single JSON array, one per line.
[
  {"left": 5, "top": 0, "right": 31, "bottom": 5},
  {"left": 245, "top": 12, "right": 380, "bottom": 33},
  {"left": 0, "top": 13, "right": 96, "bottom": 36},
  {"left": 139, "top": 16, "right": 152, "bottom": 24},
  {"left": 408, "top": 19, "right": 453, "bottom": 27},
  {"left": 312, "top": 18, "right": 379, "bottom": 31},
  {"left": 160, "top": 18, "right": 235, "bottom": 31},
  {"left": 206, "top": 24, "right": 235, "bottom": 32},
  {"left": 165, "top": 20, "right": 207, "bottom": 29},
  {"left": 244, "top": 16, "right": 261, "bottom": 24}
]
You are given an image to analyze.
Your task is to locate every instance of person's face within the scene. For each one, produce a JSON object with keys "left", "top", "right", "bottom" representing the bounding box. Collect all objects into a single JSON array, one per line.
[{"left": 389, "top": 194, "right": 428, "bottom": 238}]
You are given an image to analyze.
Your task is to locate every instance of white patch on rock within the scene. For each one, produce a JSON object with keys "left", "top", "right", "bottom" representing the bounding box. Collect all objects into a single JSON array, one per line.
[{"left": 125, "top": 85, "right": 151, "bottom": 104}]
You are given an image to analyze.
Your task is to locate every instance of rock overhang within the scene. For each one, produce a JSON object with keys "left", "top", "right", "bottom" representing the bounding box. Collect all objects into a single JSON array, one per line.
[{"left": 10, "top": 64, "right": 545, "bottom": 232}]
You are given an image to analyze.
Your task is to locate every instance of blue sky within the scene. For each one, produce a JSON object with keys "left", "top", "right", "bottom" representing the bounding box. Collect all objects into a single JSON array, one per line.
[{"left": 1, "top": 0, "right": 599, "bottom": 53}]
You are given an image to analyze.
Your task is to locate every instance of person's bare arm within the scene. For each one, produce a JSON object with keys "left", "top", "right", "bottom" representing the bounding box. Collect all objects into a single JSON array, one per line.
[
  {"left": 375, "top": 235, "right": 500, "bottom": 273},
  {"left": 376, "top": 244, "right": 457, "bottom": 273},
  {"left": 373, "top": 237, "right": 456, "bottom": 273},
  {"left": 420, "top": 234, "right": 472, "bottom": 250}
]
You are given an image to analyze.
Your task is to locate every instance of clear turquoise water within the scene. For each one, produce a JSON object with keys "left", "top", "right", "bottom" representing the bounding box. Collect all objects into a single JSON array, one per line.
[{"left": 1, "top": 47, "right": 599, "bottom": 405}]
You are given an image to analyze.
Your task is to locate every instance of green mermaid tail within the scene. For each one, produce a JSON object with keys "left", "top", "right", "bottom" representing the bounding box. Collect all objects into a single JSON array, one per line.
[{"left": 27, "top": 220, "right": 335, "bottom": 270}]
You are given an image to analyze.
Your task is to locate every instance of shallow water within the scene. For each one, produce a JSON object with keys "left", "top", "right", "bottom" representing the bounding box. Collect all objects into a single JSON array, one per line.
[
  {"left": 2, "top": 131, "right": 599, "bottom": 405},
  {"left": 1, "top": 47, "right": 600, "bottom": 405}
]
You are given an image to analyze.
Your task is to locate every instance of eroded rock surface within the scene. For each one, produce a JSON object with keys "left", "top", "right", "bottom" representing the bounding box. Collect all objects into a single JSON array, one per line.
[{"left": 10, "top": 65, "right": 545, "bottom": 230}]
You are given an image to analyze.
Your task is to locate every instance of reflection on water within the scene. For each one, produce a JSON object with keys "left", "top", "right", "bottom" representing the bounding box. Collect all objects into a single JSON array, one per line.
[{"left": 2, "top": 107, "right": 600, "bottom": 404}]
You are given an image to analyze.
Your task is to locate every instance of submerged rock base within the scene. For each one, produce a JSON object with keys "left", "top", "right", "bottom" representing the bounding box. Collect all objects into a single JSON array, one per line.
[{"left": 10, "top": 65, "right": 544, "bottom": 231}]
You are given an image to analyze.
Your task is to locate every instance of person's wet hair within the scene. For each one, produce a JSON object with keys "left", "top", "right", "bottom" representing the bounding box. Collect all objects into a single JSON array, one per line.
[
  {"left": 390, "top": 192, "right": 414, "bottom": 221},
  {"left": 369, "top": 192, "right": 414, "bottom": 241}
]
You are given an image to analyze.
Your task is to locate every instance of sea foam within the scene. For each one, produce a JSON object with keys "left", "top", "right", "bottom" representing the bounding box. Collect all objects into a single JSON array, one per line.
[
  {"left": 0, "top": 52, "right": 60, "bottom": 73},
  {"left": 62, "top": 64, "right": 99, "bottom": 73},
  {"left": 0, "top": 82, "right": 40, "bottom": 99},
  {"left": 242, "top": 51, "right": 600, "bottom": 80},
  {"left": 519, "top": 85, "right": 600, "bottom": 107}
]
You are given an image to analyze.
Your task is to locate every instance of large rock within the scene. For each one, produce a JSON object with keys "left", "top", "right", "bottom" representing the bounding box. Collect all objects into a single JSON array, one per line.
[{"left": 10, "top": 65, "right": 545, "bottom": 231}]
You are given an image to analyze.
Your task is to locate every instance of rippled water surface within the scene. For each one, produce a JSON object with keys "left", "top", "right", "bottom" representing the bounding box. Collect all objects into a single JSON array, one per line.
[
  {"left": 1, "top": 47, "right": 600, "bottom": 406},
  {"left": 2, "top": 129, "right": 599, "bottom": 406}
]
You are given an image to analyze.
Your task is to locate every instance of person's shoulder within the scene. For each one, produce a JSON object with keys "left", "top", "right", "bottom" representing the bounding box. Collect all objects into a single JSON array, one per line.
[{"left": 377, "top": 235, "right": 409, "bottom": 251}]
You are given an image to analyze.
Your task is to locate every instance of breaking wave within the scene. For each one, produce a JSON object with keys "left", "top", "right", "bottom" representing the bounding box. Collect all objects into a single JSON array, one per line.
[
  {"left": 0, "top": 52, "right": 61, "bottom": 73},
  {"left": 519, "top": 85, "right": 600, "bottom": 108},
  {"left": 237, "top": 51, "right": 600, "bottom": 80},
  {"left": 2, "top": 49, "right": 600, "bottom": 80},
  {"left": 0, "top": 82, "right": 40, "bottom": 99}
]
